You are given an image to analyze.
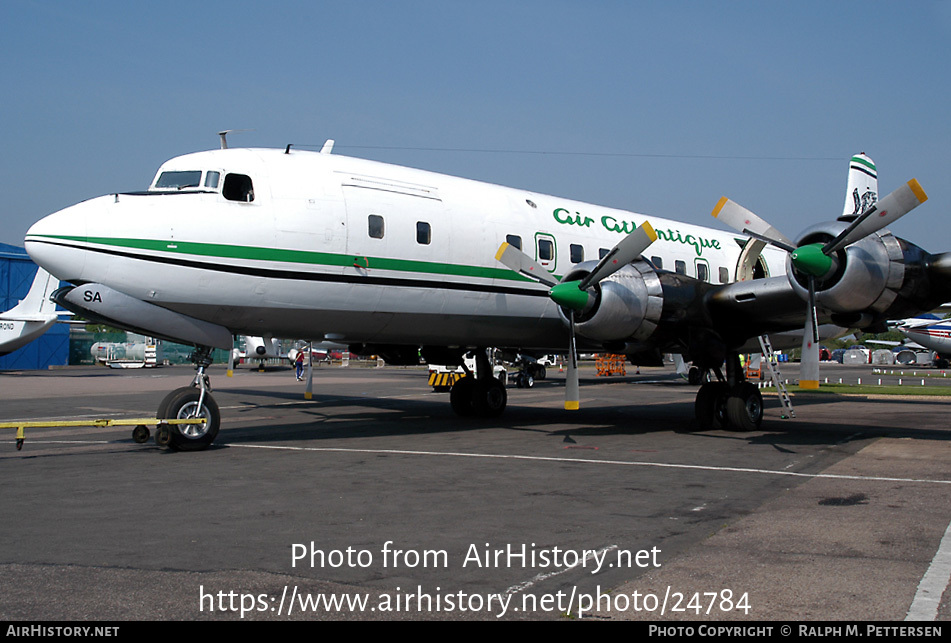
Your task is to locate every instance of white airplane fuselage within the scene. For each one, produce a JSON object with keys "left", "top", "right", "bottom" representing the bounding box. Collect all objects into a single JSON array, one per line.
[
  {"left": 25, "top": 147, "right": 785, "bottom": 352},
  {"left": 898, "top": 321, "right": 951, "bottom": 356}
]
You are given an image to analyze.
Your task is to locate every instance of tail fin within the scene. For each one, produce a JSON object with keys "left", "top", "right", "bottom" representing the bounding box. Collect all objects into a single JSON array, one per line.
[
  {"left": 841, "top": 153, "right": 878, "bottom": 219},
  {"left": 0, "top": 267, "right": 59, "bottom": 321},
  {"left": 0, "top": 267, "right": 60, "bottom": 355}
]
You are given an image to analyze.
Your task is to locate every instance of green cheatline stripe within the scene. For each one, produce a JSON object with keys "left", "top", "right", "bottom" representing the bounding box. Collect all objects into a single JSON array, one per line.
[
  {"left": 850, "top": 156, "right": 877, "bottom": 172},
  {"left": 32, "top": 234, "right": 541, "bottom": 283}
]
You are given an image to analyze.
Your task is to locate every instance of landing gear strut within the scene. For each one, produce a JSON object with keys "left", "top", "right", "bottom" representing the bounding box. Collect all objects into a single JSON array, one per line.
[
  {"left": 155, "top": 346, "right": 221, "bottom": 450},
  {"left": 449, "top": 348, "right": 507, "bottom": 418},
  {"left": 694, "top": 353, "right": 763, "bottom": 431}
]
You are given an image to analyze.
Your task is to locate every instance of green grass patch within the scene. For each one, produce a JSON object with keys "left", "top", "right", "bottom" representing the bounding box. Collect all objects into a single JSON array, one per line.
[{"left": 761, "top": 382, "right": 951, "bottom": 396}]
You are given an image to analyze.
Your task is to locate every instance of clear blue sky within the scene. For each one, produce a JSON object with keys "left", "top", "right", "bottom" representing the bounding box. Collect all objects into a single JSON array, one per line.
[{"left": 2, "top": 1, "right": 949, "bottom": 250}]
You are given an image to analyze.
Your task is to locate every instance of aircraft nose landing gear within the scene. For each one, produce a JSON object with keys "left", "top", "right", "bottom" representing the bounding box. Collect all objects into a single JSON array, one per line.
[
  {"left": 156, "top": 346, "right": 221, "bottom": 451},
  {"left": 693, "top": 354, "right": 763, "bottom": 431},
  {"left": 449, "top": 348, "right": 507, "bottom": 418}
]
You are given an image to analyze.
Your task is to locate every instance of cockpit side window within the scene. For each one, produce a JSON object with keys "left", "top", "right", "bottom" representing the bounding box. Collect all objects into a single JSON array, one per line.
[
  {"left": 223, "top": 173, "right": 254, "bottom": 202},
  {"left": 204, "top": 171, "right": 220, "bottom": 189},
  {"left": 155, "top": 170, "right": 202, "bottom": 190}
]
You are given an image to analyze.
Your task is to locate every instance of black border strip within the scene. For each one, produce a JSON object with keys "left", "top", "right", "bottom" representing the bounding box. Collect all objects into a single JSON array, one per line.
[{"left": 849, "top": 163, "right": 877, "bottom": 180}]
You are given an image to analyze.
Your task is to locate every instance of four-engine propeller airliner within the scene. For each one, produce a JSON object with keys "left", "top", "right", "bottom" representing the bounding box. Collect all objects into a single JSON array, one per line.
[{"left": 23, "top": 143, "right": 951, "bottom": 450}]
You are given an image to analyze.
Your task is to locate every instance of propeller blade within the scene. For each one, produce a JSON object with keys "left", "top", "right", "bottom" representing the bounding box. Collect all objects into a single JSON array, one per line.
[
  {"left": 565, "top": 311, "right": 580, "bottom": 410},
  {"left": 799, "top": 276, "right": 820, "bottom": 389},
  {"left": 712, "top": 197, "right": 797, "bottom": 252},
  {"left": 577, "top": 221, "right": 658, "bottom": 291},
  {"left": 823, "top": 179, "right": 928, "bottom": 255},
  {"left": 495, "top": 242, "right": 559, "bottom": 287}
]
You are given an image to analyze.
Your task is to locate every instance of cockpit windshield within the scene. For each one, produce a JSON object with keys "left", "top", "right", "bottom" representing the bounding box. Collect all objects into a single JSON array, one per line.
[{"left": 154, "top": 170, "right": 202, "bottom": 190}]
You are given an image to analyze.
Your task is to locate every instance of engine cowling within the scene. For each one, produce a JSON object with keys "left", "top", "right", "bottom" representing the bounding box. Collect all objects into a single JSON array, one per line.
[
  {"left": 787, "top": 222, "right": 905, "bottom": 316},
  {"left": 556, "top": 260, "right": 663, "bottom": 342}
]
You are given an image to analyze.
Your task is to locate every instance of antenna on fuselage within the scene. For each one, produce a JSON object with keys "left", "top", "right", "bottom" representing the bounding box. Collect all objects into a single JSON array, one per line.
[
  {"left": 320, "top": 139, "right": 335, "bottom": 154},
  {"left": 217, "top": 129, "right": 253, "bottom": 149}
]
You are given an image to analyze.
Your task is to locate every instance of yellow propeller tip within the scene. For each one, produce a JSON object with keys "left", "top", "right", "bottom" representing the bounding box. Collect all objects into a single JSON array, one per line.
[
  {"left": 908, "top": 179, "right": 928, "bottom": 203},
  {"left": 641, "top": 220, "right": 657, "bottom": 242},
  {"left": 712, "top": 197, "right": 729, "bottom": 218},
  {"left": 494, "top": 242, "right": 510, "bottom": 262}
]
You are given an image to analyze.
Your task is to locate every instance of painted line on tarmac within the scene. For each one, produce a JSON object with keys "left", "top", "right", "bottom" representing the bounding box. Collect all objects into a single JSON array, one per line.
[
  {"left": 906, "top": 518, "right": 951, "bottom": 621},
  {"left": 225, "top": 443, "right": 951, "bottom": 486},
  {"left": 502, "top": 544, "right": 618, "bottom": 598}
]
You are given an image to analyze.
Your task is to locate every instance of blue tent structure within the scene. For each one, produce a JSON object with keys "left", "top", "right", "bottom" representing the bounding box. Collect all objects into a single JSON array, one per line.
[{"left": 0, "top": 243, "right": 69, "bottom": 370}]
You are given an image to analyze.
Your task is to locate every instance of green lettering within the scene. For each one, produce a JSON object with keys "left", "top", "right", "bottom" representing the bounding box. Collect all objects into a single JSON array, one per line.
[
  {"left": 554, "top": 208, "right": 595, "bottom": 228},
  {"left": 601, "top": 215, "right": 621, "bottom": 233}
]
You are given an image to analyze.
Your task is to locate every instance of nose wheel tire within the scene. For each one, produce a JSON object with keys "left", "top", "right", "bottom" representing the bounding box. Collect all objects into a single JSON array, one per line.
[
  {"left": 157, "top": 386, "right": 220, "bottom": 451},
  {"left": 695, "top": 381, "right": 729, "bottom": 429},
  {"left": 725, "top": 382, "right": 764, "bottom": 431},
  {"left": 474, "top": 378, "right": 507, "bottom": 417},
  {"left": 450, "top": 377, "right": 507, "bottom": 418}
]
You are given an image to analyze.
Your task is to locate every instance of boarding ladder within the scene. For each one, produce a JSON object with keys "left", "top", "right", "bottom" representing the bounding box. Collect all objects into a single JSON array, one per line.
[{"left": 758, "top": 335, "right": 795, "bottom": 419}]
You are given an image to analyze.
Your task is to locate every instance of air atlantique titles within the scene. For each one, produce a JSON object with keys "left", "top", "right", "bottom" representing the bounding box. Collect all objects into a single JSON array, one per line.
[{"left": 552, "top": 207, "right": 720, "bottom": 257}]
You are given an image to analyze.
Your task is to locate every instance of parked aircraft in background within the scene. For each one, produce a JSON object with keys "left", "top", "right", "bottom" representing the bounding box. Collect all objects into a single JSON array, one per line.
[
  {"left": 0, "top": 268, "right": 63, "bottom": 356},
  {"left": 25, "top": 142, "right": 949, "bottom": 450},
  {"left": 892, "top": 316, "right": 951, "bottom": 367},
  {"left": 239, "top": 335, "right": 290, "bottom": 369}
]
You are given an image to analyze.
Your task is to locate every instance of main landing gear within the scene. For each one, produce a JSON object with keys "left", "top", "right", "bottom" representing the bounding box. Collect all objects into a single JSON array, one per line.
[
  {"left": 449, "top": 349, "right": 507, "bottom": 418},
  {"left": 693, "top": 354, "right": 763, "bottom": 431},
  {"left": 155, "top": 346, "right": 221, "bottom": 451}
]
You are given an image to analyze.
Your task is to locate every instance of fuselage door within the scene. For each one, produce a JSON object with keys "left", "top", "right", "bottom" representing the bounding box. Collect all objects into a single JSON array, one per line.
[
  {"left": 735, "top": 238, "right": 769, "bottom": 281},
  {"left": 535, "top": 232, "right": 557, "bottom": 274}
]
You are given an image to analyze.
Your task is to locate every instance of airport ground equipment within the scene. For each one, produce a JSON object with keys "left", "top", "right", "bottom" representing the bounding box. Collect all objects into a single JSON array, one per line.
[
  {"left": 1, "top": 416, "right": 207, "bottom": 451},
  {"left": 758, "top": 335, "right": 795, "bottom": 419},
  {"left": 429, "top": 368, "right": 465, "bottom": 391},
  {"left": 596, "top": 354, "right": 627, "bottom": 377}
]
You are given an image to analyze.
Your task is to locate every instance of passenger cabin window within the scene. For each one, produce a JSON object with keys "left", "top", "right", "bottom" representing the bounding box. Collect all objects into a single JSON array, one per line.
[
  {"left": 223, "top": 173, "right": 254, "bottom": 202},
  {"left": 538, "top": 238, "right": 554, "bottom": 261},
  {"left": 696, "top": 262, "right": 709, "bottom": 282},
  {"left": 651, "top": 256, "right": 663, "bottom": 270},
  {"left": 570, "top": 244, "right": 584, "bottom": 263},
  {"left": 368, "top": 214, "right": 385, "bottom": 239},
  {"left": 417, "top": 221, "right": 431, "bottom": 245},
  {"left": 154, "top": 170, "right": 202, "bottom": 190},
  {"left": 719, "top": 267, "right": 730, "bottom": 283},
  {"left": 675, "top": 260, "right": 686, "bottom": 275},
  {"left": 506, "top": 234, "right": 522, "bottom": 250}
]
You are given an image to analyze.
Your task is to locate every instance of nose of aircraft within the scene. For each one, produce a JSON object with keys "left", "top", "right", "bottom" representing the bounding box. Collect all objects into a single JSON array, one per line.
[{"left": 24, "top": 198, "right": 94, "bottom": 283}]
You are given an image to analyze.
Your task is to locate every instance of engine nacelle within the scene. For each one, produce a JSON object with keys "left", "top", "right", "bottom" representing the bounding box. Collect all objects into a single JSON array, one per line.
[
  {"left": 557, "top": 260, "right": 663, "bottom": 342},
  {"left": 786, "top": 222, "right": 905, "bottom": 316}
]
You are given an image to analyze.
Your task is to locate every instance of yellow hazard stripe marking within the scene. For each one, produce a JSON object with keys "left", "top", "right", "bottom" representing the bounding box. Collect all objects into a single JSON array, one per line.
[
  {"left": 428, "top": 372, "right": 465, "bottom": 387},
  {"left": 565, "top": 401, "right": 580, "bottom": 410},
  {"left": 908, "top": 178, "right": 928, "bottom": 204},
  {"left": 799, "top": 380, "right": 820, "bottom": 390}
]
